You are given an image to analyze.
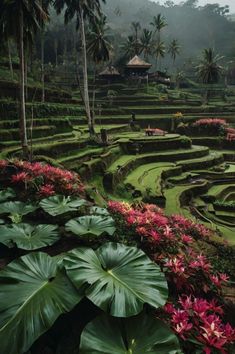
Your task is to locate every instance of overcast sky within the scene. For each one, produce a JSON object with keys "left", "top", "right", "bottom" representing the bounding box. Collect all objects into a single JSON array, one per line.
[{"left": 154, "top": 0, "right": 235, "bottom": 12}]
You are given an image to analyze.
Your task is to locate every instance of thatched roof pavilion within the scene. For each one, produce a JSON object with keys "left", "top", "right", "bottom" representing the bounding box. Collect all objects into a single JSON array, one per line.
[
  {"left": 126, "top": 55, "right": 152, "bottom": 70},
  {"left": 99, "top": 66, "right": 121, "bottom": 77}
]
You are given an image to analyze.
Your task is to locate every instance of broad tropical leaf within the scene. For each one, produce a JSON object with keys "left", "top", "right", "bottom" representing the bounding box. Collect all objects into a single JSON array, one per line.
[
  {"left": 0, "top": 223, "right": 60, "bottom": 250},
  {"left": 0, "top": 188, "right": 16, "bottom": 202},
  {"left": 65, "top": 215, "right": 116, "bottom": 237},
  {"left": 80, "top": 312, "right": 182, "bottom": 354},
  {"left": 64, "top": 242, "right": 168, "bottom": 317},
  {"left": 0, "top": 201, "right": 38, "bottom": 223},
  {"left": 40, "top": 195, "right": 87, "bottom": 216},
  {"left": 0, "top": 252, "right": 82, "bottom": 354},
  {"left": 90, "top": 206, "right": 110, "bottom": 216}
]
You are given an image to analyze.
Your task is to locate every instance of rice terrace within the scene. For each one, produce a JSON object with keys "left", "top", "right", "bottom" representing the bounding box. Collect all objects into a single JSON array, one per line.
[{"left": 0, "top": 0, "right": 235, "bottom": 353}]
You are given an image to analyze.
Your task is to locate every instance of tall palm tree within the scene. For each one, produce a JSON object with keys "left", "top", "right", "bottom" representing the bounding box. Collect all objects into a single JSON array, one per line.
[
  {"left": 168, "top": 39, "right": 180, "bottom": 67},
  {"left": 54, "top": 0, "right": 106, "bottom": 137},
  {"left": 154, "top": 41, "right": 166, "bottom": 71},
  {"left": 150, "top": 14, "right": 167, "bottom": 44},
  {"left": 196, "top": 48, "right": 223, "bottom": 103},
  {"left": 140, "top": 29, "right": 153, "bottom": 60},
  {"left": 41, "top": 0, "right": 52, "bottom": 102},
  {"left": 0, "top": 0, "right": 48, "bottom": 156},
  {"left": 122, "top": 35, "right": 138, "bottom": 58},
  {"left": 131, "top": 21, "right": 141, "bottom": 55},
  {"left": 87, "top": 14, "right": 111, "bottom": 123}
]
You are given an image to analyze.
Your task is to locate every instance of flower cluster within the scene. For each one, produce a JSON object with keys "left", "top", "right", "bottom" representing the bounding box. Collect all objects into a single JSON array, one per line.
[
  {"left": 0, "top": 159, "right": 84, "bottom": 198},
  {"left": 108, "top": 201, "right": 235, "bottom": 352},
  {"left": 108, "top": 202, "right": 211, "bottom": 247},
  {"left": 164, "top": 295, "right": 235, "bottom": 353},
  {"left": 193, "top": 118, "right": 227, "bottom": 128},
  {"left": 191, "top": 118, "right": 228, "bottom": 136},
  {"left": 164, "top": 251, "right": 229, "bottom": 295}
]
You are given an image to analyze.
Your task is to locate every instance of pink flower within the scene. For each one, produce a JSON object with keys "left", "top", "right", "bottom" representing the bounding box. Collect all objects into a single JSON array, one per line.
[
  {"left": 39, "top": 184, "right": 55, "bottom": 197},
  {"left": 11, "top": 172, "right": 32, "bottom": 183},
  {"left": 0, "top": 160, "right": 8, "bottom": 169}
]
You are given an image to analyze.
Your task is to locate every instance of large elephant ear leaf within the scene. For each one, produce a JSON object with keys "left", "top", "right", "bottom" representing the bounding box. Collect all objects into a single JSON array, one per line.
[
  {"left": 39, "top": 195, "right": 87, "bottom": 216},
  {"left": 90, "top": 206, "right": 110, "bottom": 216},
  {"left": 65, "top": 215, "right": 116, "bottom": 237},
  {"left": 0, "top": 223, "right": 60, "bottom": 250},
  {"left": 80, "top": 312, "right": 182, "bottom": 354},
  {"left": 0, "top": 188, "right": 16, "bottom": 202},
  {"left": 0, "top": 252, "right": 82, "bottom": 354},
  {"left": 0, "top": 201, "right": 38, "bottom": 216},
  {"left": 64, "top": 242, "right": 168, "bottom": 317}
]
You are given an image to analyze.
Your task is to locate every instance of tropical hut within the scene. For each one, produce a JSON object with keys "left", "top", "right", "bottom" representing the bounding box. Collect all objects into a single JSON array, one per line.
[
  {"left": 98, "top": 66, "right": 121, "bottom": 83},
  {"left": 125, "top": 55, "right": 152, "bottom": 77}
]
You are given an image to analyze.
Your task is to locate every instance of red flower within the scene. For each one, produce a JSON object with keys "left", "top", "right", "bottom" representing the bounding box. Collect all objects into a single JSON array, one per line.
[
  {"left": 11, "top": 172, "right": 32, "bottom": 183},
  {"left": 0, "top": 160, "right": 8, "bottom": 169},
  {"left": 39, "top": 184, "right": 55, "bottom": 197}
]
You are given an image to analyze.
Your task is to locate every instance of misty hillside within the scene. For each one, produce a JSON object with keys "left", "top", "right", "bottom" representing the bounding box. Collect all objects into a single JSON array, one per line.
[{"left": 103, "top": 0, "right": 235, "bottom": 65}]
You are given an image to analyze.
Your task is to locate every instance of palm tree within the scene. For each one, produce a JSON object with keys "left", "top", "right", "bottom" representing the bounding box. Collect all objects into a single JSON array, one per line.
[
  {"left": 87, "top": 14, "right": 111, "bottom": 123},
  {"left": 196, "top": 48, "right": 223, "bottom": 103},
  {"left": 154, "top": 41, "right": 166, "bottom": 71},
  {"left": 150, "top": 14, "right": 167, "bottom": 44},
  {"left": 168, "top": 39, "right": 180, "bottom": 67},
  {"left": 131, "top": 21, "right": 141, "bottom": 55},
  {"left": 0, "top": 1, "right": 48, "bottom": 156},
  {"left": 54, "top": 0, "right": 106, "bottom": 137},
  {"left": 140, "top": 29, "right": 153, "bottom": 60},
  {"left": 122, "top": 35, "right": 138, "bottom": 58},
  {"left": 40, "top": 0, "right": 52, "bottom": 102}
]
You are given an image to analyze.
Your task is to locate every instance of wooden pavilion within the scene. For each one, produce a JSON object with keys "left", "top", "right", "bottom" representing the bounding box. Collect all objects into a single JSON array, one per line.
[{"left": 125, "top": 55, "right": 152, "bottom": 77}]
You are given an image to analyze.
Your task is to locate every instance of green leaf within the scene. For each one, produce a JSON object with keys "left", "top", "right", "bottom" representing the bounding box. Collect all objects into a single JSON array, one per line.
[
  {"left": 0, "top": 252, "right": 82, "bottom": 354},
  {"left": 64, "top": 242, "right": 168, "bottom": 317},
  {"left": 0, "top": 188, "right": 16, "bottom": 202},
  {"left": 90, "top": 206, "right": 110, "bottom": 216},
  {"left": 0, "top": 223, "right": 60, "bottom": 250},
  {"left": 65, "top": 215, "right": 116, "bottom": 237},
  {"left": 40, "top": 195, "right": 87, "bottom": 216},
  {"left": 0, "top": 201, "right": 38, "bottom": 223},
  {"left": 80, "top": 312, "right": 182, "bottom": 354}
]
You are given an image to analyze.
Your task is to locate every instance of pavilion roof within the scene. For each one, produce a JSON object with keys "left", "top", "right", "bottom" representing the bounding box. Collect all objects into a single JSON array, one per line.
[
  {"left": 126, "top": 55, "right": 152, "bottom": 69},
  {"left": 99, "top": 66, "right": 120, "bottom": 76}
]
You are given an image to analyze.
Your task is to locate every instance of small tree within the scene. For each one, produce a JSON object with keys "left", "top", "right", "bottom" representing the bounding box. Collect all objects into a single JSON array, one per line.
[{"left": 196, "top": 48, "right": 223, "bottom": 103}]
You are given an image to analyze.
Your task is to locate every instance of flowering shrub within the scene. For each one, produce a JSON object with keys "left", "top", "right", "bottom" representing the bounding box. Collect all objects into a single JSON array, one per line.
[
  {"left": 191, "top": 118, "right": 228, "bottom": 136},
  {"left": 108, "top": 201, "right": 235, "bottom": 353},
  {"left": 163, "top": 296, "right": 235, "bottom": 353},
  {"left": 0, "top": 159, "right": 84, "bottom": 198}
]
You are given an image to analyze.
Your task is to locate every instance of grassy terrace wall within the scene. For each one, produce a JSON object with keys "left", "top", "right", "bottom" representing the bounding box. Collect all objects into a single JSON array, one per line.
[
  {"left": 0, "top": 100, "right": 84, "bottom": 119},
  {"left": 103, "top": 147, "right": 210, "bottom": 192}
]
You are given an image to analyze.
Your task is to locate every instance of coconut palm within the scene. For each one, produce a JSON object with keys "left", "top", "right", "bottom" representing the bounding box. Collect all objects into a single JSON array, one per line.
[
  {"left": 150, "top": 14, "right": 167, "bottom": 43},
  {"left": 87, "top": 14, "right": 111, "bottom": 123},
  {"left": 131, "top": 21, "right": 141, "bottom": 55},
  {"left": 154, "top": 41, "right": 166, "bottom": 71},
  {"left": 0, "top": 0, "right": 48, "bottom": 156},
  {"left": 140, "top": 29, "right": 153, "bottom": 60},
  {"left": 54, "top": 0, "right": 106, "bottom": 137},
  {"left": 196, "top": 48, "right": 224, "bottom": 103},
  {"left": 40, "top": 1, "right": 52, "bottom": 102},
  {"left": 122, "top": 35, "right": 139, "bottom": 58},
  {"left": 168, "top": 39, "right": 180, "bottom": 66}
]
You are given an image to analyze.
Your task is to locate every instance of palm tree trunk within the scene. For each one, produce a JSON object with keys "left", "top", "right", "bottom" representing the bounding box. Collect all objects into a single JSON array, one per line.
[
  {"left": 54, "top": 39, "right": 58, "bottom": 67},
  {"left": 92, "top": 65, "right": 96, "bottom": 124},
  {"left": 19, "top": 7, "right": 28, "bottom": 157},
  {"left": 79, "top": 9, "right": 94, "bottom": 136},
  {"left": 7, "top": 39, "right": 14, "bottom": 80},
  {"left": 41, "top": 28, "right": 45, "bottom": 102}
]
